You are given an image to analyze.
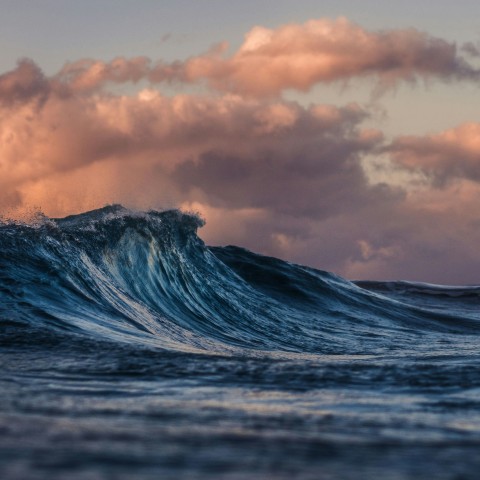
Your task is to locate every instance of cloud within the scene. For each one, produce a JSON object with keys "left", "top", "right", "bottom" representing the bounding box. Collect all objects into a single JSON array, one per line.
[
  {"left": 0, "top": 59, "right": 50, "bottom": 105},
  {"left": 340, "top": 179, "right": 480, "bottom": 283},
  {"left": 3, "top": 18, "right": 477, "bottom": 99},
  {"left": 462, "top": 42, "right": 480, "bottom": 58},
  {"left": 0, "top": 77, "right": 389, "bottom": 220},
  {"left": 171, "top": 104, "right": 388, "bottom": 218},
  {"left": 56, "top": 57, "right": 151, "bottom": 93},
  {"left": 388, "top": 123, "right": 480, "bottom": 186},
  {"left": 179, "top": 17, "right": 480, "bottom": 96}
]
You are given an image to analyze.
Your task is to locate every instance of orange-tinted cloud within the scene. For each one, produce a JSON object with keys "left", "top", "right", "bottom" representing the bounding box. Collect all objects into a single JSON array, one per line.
[
  {"left": 180, "top": 17, "right": 479, "bottom": 96},
  {"left": 56, "top": 57, "right": 151, "bottom": 93},
  {"left": 0, "top": 59, "right": 50, "bottom": 105},
  {"left": 4, "top": 18, "right": 478, "bottom": 99},
  {"left": 0, "top": 82, "right": 386, "bottom": 214},
  {"left": 0, "top": 57, "right": 387, "bottom": 218},
  {"left": 389, "top": 123, "right": 480, "bottom": 186}
]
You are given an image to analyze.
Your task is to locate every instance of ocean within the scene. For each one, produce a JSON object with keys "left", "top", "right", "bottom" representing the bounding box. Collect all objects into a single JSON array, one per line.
[{"left": 1, "top": 205, "right": 480, "bottom": 479}]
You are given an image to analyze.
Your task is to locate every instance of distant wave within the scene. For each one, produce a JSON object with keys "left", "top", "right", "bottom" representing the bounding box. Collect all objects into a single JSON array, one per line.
[{"left": 1, "top": 205, "right": 479, "bottom": 356}]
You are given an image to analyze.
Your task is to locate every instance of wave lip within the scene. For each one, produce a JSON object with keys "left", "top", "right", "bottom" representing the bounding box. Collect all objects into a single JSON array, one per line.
[{"left": 1, "top": 205, "right": 479, "bottom": 356}]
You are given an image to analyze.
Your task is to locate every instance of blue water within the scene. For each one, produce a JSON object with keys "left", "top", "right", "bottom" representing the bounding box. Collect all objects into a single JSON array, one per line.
[{"left": 1, "top": 205, "right": 480, "bottom": 479}]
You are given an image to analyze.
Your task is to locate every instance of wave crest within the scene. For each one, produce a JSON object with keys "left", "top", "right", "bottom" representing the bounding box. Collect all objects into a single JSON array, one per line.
[{"left": 1, "top": 205, "right": 479, "bottom": 356}]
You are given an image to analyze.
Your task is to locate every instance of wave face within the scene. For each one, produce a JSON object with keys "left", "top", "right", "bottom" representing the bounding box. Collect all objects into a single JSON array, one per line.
[
  {"left": 3, "top": 206, "right": 480, "bottom": 480},
  {"left": 1, "top": 205, "right": 479, "bottom": 357}
]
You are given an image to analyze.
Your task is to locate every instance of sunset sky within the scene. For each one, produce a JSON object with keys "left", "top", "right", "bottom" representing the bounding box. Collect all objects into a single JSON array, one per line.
[{"left": 1, "top": 0, "right": 480, "bottom": 283}]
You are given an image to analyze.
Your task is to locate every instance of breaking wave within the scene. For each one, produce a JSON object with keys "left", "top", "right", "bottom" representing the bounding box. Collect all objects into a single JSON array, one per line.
[{"left": 1, "top": 205, "right": 479, "bottom": 357}]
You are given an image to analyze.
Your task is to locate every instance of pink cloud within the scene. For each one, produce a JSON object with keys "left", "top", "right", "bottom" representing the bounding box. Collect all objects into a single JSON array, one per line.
[
  {"left": 0, "top": 59, "right": 50, "bottom": 105},
  {"left": 389, "top": 123, "right": 480, "bottom": 186},
  {"left": 0, "top": 61, "right": 385, "bottom": 219},
  {"left": 56, "top": 57, "right": 151, "bottom": 93},
  {"left": 4, "top": 18, "right": 477, "bottom": 99},
  {"left": 180, "top": 17, "right": 479, "bottom": 96}
]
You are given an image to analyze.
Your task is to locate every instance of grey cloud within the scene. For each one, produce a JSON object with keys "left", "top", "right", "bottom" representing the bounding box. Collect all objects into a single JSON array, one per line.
[{"left": 462, "top": 42, "right": 480, "bottom": 58}]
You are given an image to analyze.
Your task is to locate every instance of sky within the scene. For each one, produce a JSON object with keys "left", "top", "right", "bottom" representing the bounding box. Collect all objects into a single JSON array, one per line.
[{"left": 1, "top": 0, "right": 480, "bottom": 283}]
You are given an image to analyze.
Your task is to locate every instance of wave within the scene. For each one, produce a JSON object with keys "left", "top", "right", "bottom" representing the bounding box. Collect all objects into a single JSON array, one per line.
[{"left": 1, "top": 205, "right": 479, "bottom": 356}]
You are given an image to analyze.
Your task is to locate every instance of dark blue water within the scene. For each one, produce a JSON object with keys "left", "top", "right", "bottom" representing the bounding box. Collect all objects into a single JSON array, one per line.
[{"left": 1, "top": 205, "right": 480, "bottom": 479}]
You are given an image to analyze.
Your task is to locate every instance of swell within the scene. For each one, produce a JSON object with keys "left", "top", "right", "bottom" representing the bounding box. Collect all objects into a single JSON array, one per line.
[{"left": 1, "top": 205, "right": 479, "bottom": 356}]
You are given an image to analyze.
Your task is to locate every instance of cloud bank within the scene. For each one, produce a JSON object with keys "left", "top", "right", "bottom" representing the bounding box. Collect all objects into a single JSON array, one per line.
[{"left": 1, "top": 17, "right": 480, "bottom": 283}]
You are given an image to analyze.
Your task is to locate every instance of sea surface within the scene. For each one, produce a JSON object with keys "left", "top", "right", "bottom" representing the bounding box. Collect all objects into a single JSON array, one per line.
[{"left": 1, "top": 205, "right": 480, "bottom": 479}]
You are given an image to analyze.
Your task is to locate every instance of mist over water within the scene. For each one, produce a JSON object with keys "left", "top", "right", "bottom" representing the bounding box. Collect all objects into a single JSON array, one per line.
[{"left": 1, "top": 206, "right": 480, "bottom": 479}]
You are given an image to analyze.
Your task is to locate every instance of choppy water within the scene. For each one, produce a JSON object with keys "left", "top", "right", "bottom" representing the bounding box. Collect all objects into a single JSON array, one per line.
[{"left": 1, "top": 205, "right": 480, "bottom": 479}]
